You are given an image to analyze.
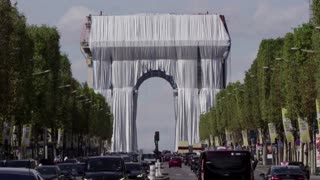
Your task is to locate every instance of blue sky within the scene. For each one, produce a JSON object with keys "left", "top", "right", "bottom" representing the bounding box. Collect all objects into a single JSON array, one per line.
[{"left": 15, "top": 0, "right": 309, "bottom": 151}]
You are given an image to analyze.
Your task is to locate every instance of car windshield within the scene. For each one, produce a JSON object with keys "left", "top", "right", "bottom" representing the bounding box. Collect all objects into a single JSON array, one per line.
[
  {"left": 87, "top": 158, "right": 122, "bottom": 172},
  {"left": 206, "top": 152, "right": 250, "bottom": 170},
  {"left": 126, "top": 164, "right": 142, "bottom": 171},
  {"left": 36, "top": 167, "right": 57, "bottom": 175},
  {"left": 0, "top": 174, "right": 35, "bottom": 180},
  {"left": 272, "top": 167, "right": 303, "bottom": 175}
]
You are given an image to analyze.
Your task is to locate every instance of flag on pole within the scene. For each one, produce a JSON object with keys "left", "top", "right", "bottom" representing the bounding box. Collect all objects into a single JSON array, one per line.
[
  {"left": 2, "top": 122, "right": 11, "bottom": 144},
  {"left": 258, "top": 128, "right": 263, "bottom": 144},
  {"left": 57, "top": 128, "right": 63, "bottom": 148},
  {"left": 268, "top": 123, "right": 277, "bottom": 144},
  {"left": 47, "top": 128, "right": 52, "bottom": 143},
  {"left": 11, "top": 125, "right": 17, "bottom": 146},
  {"left": 282, "top": 108, "right": 294, "bottom": 144},
  {"left": 242, "top": 130, "right": 249, "bottom": 146},
  {"left": 298, "top": 117, "right": 310, "bottom": 143},
  {"left": 21, "top": 124, "right": 32, "bottom": 147},
  {"left": 225, "top": 129, "right": 231, "bottom": 146},
  {"left": 215, "top": 136, "right": 220, "bottom": 147},
  {"left": 316, "top": 99, "right": 320, "bottom": 131},
  {"left": 209, "top": 135, "right": 213, "bottom": 147}
]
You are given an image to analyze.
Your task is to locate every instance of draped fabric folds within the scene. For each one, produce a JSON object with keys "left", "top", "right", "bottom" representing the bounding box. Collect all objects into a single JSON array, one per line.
[{"left": 88, "top": 14, "right": 231, "bottom": 152}]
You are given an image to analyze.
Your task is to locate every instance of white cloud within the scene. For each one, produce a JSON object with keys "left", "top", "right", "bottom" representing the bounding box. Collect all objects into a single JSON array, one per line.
[
  {"left": 57, "top": 6, "right": 93, "bottom": 44},
  {"left": 56, "top": 6, "right": 94, "bottom": 83},
  {"left": 70, "top": 58, "right": 88, "bottom": 83}
]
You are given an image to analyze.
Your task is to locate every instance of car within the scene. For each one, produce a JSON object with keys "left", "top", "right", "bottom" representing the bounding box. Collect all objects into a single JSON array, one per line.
[
  {"left": 121, "top": 154, "right": 133, "bottom": 162},
  {"left": 184, "top": 153, "right": 196, "bottom": 166},
  {"left": 63, "top": 159, "right": 79, "bottom": 164},
  {"left": 169, "top": 157, "right": 182, "bottom": 168},
  {"left": 260, "top": 165, "right": 307, "bottom": 180},
  {"left": 36, "top": 165, "right": 64, "bottom": 180},
  {"left": 74, "top": 162, "right": 86, "bottom": 177},
  {"left": 141, "top": 153, "right": 156, "bottom": 165},
  {"left": 57, "top": 163, "right": 78, "bottom": 180},
  {"left": 84, "top": 156, "right": 128, "bottom": 180},
  {"left": 288, "top": 161, "right": 310, "bottom": 180},
  {"left": 198, "top": 150, "right": 254, "bottom": 180},
  {"left": 190, "top": 155, "right": 200, "bottom": 172},
  {"left": 0, "top": 167, "right": 44, "bottom": 180},
  {"left": 5, "top": 159, "right": 37, "bottom": 169},
  {"left": 125, "top": 162, "right": 146, "bottom": 180},
  {"left": 0, "top": 160, "right": 5, "bottom": 167}
]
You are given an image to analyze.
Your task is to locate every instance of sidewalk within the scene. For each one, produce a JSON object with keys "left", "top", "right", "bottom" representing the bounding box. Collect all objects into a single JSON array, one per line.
[{"left": 311, "top": 176, "right": 320, "bottom": 179}]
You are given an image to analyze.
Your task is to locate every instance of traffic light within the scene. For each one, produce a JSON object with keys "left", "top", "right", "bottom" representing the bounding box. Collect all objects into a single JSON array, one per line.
[{"left": 154, "top": 131, "right": 159, "bottom": 142}]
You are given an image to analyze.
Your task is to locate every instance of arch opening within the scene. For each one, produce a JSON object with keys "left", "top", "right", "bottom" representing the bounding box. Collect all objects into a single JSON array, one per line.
[
  {"left": 134, "top": 70, "right": 177, "bottom": 91},
  {"left": 136, "top": 77, "right": 176, "bottom": 151}
]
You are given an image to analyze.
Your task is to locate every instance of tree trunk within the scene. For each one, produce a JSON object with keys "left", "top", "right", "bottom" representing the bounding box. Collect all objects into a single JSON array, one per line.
[{"left": 263, "top": 143, "right": 267, "bottom": 165}]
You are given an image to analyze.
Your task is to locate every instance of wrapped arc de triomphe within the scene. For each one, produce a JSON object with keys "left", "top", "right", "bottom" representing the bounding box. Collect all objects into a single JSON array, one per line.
[{"left": 81, "top": 14, "right": 231, "bottom": 152}]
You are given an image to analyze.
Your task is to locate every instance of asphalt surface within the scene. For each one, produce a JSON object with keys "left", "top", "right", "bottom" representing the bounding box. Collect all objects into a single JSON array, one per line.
[
  {"left": 162, "top": 163, "right": 320, "bottom": 180},
  {"left": 165, "top": 164, "right": 197, "bottom": 180},
  {"left": 163, "top": 163, "right": 264, "bottom": 180}
]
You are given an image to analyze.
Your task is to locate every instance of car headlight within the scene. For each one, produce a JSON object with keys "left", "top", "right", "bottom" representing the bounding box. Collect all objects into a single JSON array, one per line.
[
  {"left": 137, "top": 174, "right": 143, "bottom": 177},
  {"left": 84, "top": 178, "right": 93, "bottom": 180},
  {"left": 119, "top": 177, "right": 125, "bottom": 180}
]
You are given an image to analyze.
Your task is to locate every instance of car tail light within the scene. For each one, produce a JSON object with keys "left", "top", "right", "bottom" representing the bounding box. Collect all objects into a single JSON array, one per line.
[{"left": 271, "top": 176, "right": 280, "bottom": 180}]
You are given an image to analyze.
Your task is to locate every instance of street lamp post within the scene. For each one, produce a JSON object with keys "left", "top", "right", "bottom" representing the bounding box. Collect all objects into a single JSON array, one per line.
[
  {"left": 58, "top": 84, "right": 71, "bottom": 89},
  {"left": 32, "top": 70, "right": 51, "bottom": 76}
]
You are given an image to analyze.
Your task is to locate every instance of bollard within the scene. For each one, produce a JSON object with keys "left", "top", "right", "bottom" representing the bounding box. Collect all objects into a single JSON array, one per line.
[
  {"left": 155, "top": 159, "right": 162, "bottom": 177},
  {"left": 149, "top": 165, "right": 155, "bottom": 180}
]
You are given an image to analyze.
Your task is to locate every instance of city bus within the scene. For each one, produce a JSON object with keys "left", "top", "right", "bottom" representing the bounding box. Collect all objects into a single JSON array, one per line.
[{"left": 198, "top": 150, "right": 255, "bottom": 180}]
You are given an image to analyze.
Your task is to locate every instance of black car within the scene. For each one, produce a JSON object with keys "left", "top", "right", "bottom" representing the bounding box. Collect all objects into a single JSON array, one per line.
[
  {"left": 260, "top": 165, "right": 306, "bottom": 180},
  {"left": 288, "top": 161, "right": 310, "bottom": 180},
  {"left": 36, "top": 165, "right": 64, "bottom": 180},
  {"left": 184, "top": 153, "right": 196, "bottom": 166},
  {"left": 75, "top": 163, "right": 86, "bottom": 177},
  {"left": 5, "top": 159, "right": 37, "bottom": 169},
  {"left": 0, "top": 167, "right": 44, "bottom": 180},
  {"left": 57, "top": 163, "right": 78, "bottom": 180},
  {"left": 84, "top": 156, "right": 128, "bottom": 180},
  {"left": 121, "top": 155, "right": 133, "bottom": 162},
  {"left": 63, "top": 159, "right": 79, "bottom": 164},
  {"left": 125, "top": 162, "right": 146, "bottom": 180},
  {"left": 190, "top": 155, "right": 200, "bottom": 172},
  {"left": 0, "top": 160, "right": 5, "bottom": 167}
]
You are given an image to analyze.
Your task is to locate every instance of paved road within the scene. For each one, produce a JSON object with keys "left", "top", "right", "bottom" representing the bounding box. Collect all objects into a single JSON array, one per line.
[
  {"left": 164, "top": 164, "right": 264, "bottom": 180},
  {"left": 162, "top": 164, "right": 320, "bottom": 180},
  {"left": 165, "top": 165, "right": 197, "bottom": 180}
]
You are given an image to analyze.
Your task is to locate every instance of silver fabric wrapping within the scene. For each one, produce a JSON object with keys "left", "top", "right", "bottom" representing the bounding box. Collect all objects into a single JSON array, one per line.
[{"left": 88, "top": 14, "right": 230, "bottom": 152}]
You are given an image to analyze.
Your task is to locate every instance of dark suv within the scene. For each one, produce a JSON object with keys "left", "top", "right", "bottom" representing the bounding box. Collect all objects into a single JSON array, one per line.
[
  {"left": 288, "top": 161, "right": 310, "bottom": 180},
  {"left": 84, "top": 156, "right": 128, "bottom": 180}
]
